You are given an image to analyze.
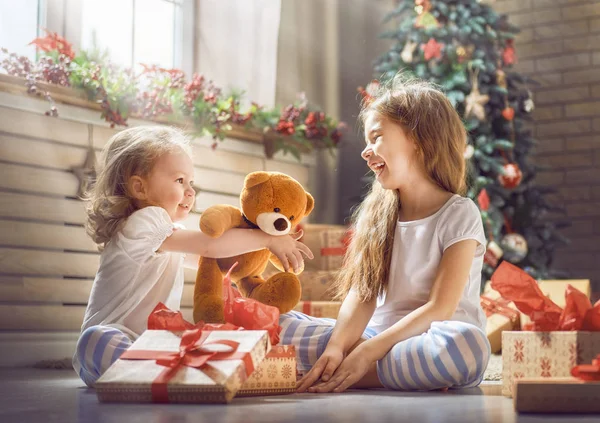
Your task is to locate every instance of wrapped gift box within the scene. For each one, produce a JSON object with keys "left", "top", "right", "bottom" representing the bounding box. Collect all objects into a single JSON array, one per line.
[
  {"left": 293, "top": 301, "right": 342, "bottom": 319},
  {"left": 514, "top": 377, "right": 600, "bottom": 413},
  {"left": 319, "top": 228, "right": 351, "bottom": 271},
  {"left": 95, "top": 329, "right": 270, "bottom": 404},
  {"left": 520, "top": 280, "right": 591, "bottom": 329},
  {"left": 501, "top": 331, "right": 600, "bottom": 397},
  {"left": 299, "top": 271, "right": 337, "bottom": 301},
  {"left": 295, "top": 224, "right": 347, "bottom": 271},
  {"left": 237, "top": 345, "right": 297, "bottom": 397},
  {"left": 481, "top": 282, "right": 521, "bottom": 354}
]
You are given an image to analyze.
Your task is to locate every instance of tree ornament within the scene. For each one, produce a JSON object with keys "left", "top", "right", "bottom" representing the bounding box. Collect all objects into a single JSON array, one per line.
[
  {"left": 401, "top": 40, "right": 418, "bottom": 63},
  {"left": 484, "top": 240, "right": 504, "bottom": 268},
  {"left": 477, "top": 188, "right": 490, "bottom": 211},
  {"left": 414, "top": 0, "right": 439, "bottom": 29},
  {"left": 503, "top": 39, "right": 517, "bottom": 66},
  {"left": 498, "top": 163, "right": 523, "bottom": 189},
  {"left": 464, "top": 144, "right": 475, "bottom": 160},
  {"left": 500, "top": 233, "right": 528, "bottom": 263},
  {"left": 502, "top": 107, "right": 515, "bottom": 121},
  {"left": 496, "top": 69, "right": 507, "bottom": 89},
  {"left": 357, "top": 80, "right": 380, "bottom": 105},
  {"left": 465, "top": 68, "right": 489, "bottom": 121},
  {"left": 421, "top": 38, "right": 444, "bottom": 62},
  {"left": 523, "top": 90, "right": 535, "bottom": 113}
]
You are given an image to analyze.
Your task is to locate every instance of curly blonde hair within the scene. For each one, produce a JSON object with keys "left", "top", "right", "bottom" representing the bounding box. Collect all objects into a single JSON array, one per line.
[
  {"left": 85, "top": 125, "right": 191, "bottom": 248},
  {"left": 334, "top": 75, "right": 468, "bottom": 302}
]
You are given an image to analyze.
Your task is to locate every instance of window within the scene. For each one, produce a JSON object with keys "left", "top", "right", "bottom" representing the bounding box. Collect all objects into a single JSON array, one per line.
[
  {"left": 80, "top": 0, "right": 183, "bottom": 70},
  {"left": 0, "top": 0, "right": 42, "bottom": 61}
]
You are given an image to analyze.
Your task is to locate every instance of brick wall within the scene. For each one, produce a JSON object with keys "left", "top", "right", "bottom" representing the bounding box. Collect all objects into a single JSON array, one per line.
[{"left": 495, "top": 0, "right": 600, "bottom": 290}]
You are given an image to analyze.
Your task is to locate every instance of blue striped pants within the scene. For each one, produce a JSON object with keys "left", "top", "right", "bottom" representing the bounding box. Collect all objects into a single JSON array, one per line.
[
  {"left": 280, "top": 311, "right": 490, "bottom": 391},
  {"left": 72, "top": 325, "right": 133, "bottom": 387}
]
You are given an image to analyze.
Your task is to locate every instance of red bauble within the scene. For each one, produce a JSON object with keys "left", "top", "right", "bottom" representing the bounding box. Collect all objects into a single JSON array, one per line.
[
  {"left": 498, "top": 163, "right": 523, "bottom": 189},
  {"left": 503, "top": 39, "right": 517, "bottom": 66},
  {"left": 502, "top": 107, "right": 515, "bottom": 121}
]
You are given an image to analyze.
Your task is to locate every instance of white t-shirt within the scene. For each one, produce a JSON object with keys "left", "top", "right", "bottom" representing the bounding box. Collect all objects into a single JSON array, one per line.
[
  {"left": 368, "top": 194, "right": 487, "bottom": 334},
  {"left": 81, "top": 206, "right": 185, "bottom": 338}
]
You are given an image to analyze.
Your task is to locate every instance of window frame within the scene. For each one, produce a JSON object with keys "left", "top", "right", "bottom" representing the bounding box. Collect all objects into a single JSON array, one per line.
[{"left": 44, "top": 0, "right": 193, "bottom": 73}]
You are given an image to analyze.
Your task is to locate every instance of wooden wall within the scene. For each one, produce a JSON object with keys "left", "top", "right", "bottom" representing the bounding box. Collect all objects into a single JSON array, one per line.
[{"left": 0, "top": 90, "right": 314, "bottom": 366}]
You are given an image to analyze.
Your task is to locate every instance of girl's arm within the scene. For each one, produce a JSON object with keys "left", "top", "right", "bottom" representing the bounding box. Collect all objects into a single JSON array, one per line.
[
  {"left": 359, "top": 239, "right": 478, "bottom": 362},
  {"left": 328, "top": 290, "right": 377, "bottom": 352},
  {"left": 159, "top": 228, "right": 313, "bottom": 272}
]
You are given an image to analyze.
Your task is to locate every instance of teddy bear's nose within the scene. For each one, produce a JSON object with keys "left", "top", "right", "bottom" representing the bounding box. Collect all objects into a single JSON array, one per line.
[{"left": 274, "top": 218, "right": 289, "bottom": 231}]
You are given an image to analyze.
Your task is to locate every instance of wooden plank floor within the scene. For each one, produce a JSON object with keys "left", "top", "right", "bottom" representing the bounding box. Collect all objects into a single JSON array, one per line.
[{"left": 0, "top": 369, "right": 597, "bottom": 423}]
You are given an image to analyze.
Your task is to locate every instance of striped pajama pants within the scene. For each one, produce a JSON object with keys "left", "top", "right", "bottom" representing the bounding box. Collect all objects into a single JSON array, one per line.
[
  {"left": 72, "top": 325, "right": 134, "bottom": 387},
  {"left": 280, "top": 311, "right": 491, "bottom": 391}
]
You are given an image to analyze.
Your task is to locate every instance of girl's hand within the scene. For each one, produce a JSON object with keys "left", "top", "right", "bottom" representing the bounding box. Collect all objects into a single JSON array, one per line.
[
  {"left": 267, "top": 230, "right": 313, "bottom": 273},
  {"left": 308, "top": 345, "right": 373, "bottom": 394},
  {"left": 296, "top": 344, "right": 344, "bottom": 393}
]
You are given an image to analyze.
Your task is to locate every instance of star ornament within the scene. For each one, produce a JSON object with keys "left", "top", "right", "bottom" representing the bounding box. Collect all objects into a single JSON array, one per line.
[
  {"left": 421, "top": 38, "right": 444, "bottom": 61},
  {"left": 465, "top": 86, "right": 490, "bottom": 121}
]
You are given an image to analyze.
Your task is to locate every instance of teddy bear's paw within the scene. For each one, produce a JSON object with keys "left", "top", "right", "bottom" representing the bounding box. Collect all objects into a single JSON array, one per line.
[
  {"left": 250, "top": 273, "right": 302, "bottom": 314},
  {"left": 193, "top": 294, "right": 225, "bottom": 324}
]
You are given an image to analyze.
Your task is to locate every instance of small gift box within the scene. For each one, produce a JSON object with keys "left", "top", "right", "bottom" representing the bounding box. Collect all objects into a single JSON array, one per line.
[
  {"left": 481, "top": 281, "right": 520, "bottom": 353},
  {"left": 95, "top": 329, "right": 270, "bottom": 404},
  {"left": 514, "top": 354, "right": 600, "bottom": 413},
  {"left": 299, "top": 271, "right": 337, "bottom": 302},
  {"left": 145, "top": 303, "right": 297, "bottom": 398},
  {"left": 295, "top": 224, "right": 347, "bottom": 271},
  {"left": 294, "top": 301, "right": 342, "bottom": 319},
  {"left": 237, "top": 345, "right": 297, "bottom": 397},
  {"left": 490, "top": 262, "right": 600, "bottom": 397},
  {"left": 319, "top": 228, "right": 352, "bottom": 271}
]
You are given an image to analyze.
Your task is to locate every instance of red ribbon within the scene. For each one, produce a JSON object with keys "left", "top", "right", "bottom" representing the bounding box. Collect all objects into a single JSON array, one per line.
[
  {"left": 321, "top": 230, "right": 352, "bottom": 257},
  {"left": 480, "top": 295, "right": 519, "bottom": 325},
  {"left": 120, "top": 329, "right": 254, "bottom": 403},
  {"left": 571, "top": 354, "right": 600, "bottom": 381}
]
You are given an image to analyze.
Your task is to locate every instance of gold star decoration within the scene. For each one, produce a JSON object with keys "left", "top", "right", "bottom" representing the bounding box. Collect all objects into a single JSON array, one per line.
[{"left": 465, "top": 68, "right": 489, "bottom": 121}]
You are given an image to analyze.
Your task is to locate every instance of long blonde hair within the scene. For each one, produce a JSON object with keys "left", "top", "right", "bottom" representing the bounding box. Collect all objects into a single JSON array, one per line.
[
  {"left": 334, "top": 76, "right": 468, "bottom": 302},
  {"left": 85, "top": 125, "right": 191, "bottom": 248}
]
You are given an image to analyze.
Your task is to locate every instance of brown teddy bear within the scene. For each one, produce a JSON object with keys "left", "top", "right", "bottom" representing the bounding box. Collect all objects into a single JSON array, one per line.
[{"left": 193, "top": 171, "right": 314, "bottom": 324}]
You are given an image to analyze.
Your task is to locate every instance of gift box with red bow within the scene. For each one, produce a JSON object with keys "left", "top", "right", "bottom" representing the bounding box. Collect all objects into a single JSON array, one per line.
[
  {"left": 489, "top": 262, "right": 600, "bottom": 398},
  {"left": 293, "top": 224, "right": 349, "bottom": 271},
  {"left": 95, "top": 328, "right": 271, "bottom": 404},
  {"left": 481, "top": 281, "right": 521, "bottom": 354},
  {"left": 293, "top": 301, "right": 342, "bottom": 319}
]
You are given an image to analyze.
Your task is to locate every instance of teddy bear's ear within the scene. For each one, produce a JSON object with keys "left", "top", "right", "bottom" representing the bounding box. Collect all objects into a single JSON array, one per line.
[
  {"left": 304, "top": 192, "right": 315, "bottom": 217},
  {"left": 244, "top": 172, "right": 271, "bottom": 189}
]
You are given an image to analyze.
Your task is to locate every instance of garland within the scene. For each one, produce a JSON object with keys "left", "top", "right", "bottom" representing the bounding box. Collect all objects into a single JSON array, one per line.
[{"left": 0, "top": 30, "right": 344, "bottom": 160}]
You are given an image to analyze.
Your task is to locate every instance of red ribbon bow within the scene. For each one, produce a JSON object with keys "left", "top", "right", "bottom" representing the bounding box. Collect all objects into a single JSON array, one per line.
[
  {"left": 571, "top": 354, "right": 600, "bottom": 381},
  {"left": 321, "top": 230, "right": 352, "bottom": 257},
  {"left": 480, "top": 295, "right": 519, "bottom": 325},
  {"left": 120, "top": 329, "right": 254, "bottom": 403},
  {"left": 490, "top": 262, "right": 600, "bottom": 331}
]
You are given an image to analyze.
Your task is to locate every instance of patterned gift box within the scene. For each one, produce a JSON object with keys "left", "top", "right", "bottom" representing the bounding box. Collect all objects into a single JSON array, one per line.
[
  {"left": 501, "top": 331, "right": 600, "bottom": 397},
  {"left": 294, "top": 301, "right": 342, "bottom": 319},
  {"left": 319, "top": 229, "right": 351, "bottom": 271},
  {"left": 95, "top": 329, "right": 270, "bottom": 404},
  {"left": 237, "top": 345, "right": 297, "bottom": 396},
  {"left": 299, "top": 271, "right": 337, "bottom": 301},
  {"left": 296, "top": 224, "right": 347, "bottom": 271}
]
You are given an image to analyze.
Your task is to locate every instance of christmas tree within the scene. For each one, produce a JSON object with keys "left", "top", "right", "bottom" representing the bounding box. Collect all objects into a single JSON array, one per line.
[{"left": 366, "top": 0, "right": 569, "bottom": 281}]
